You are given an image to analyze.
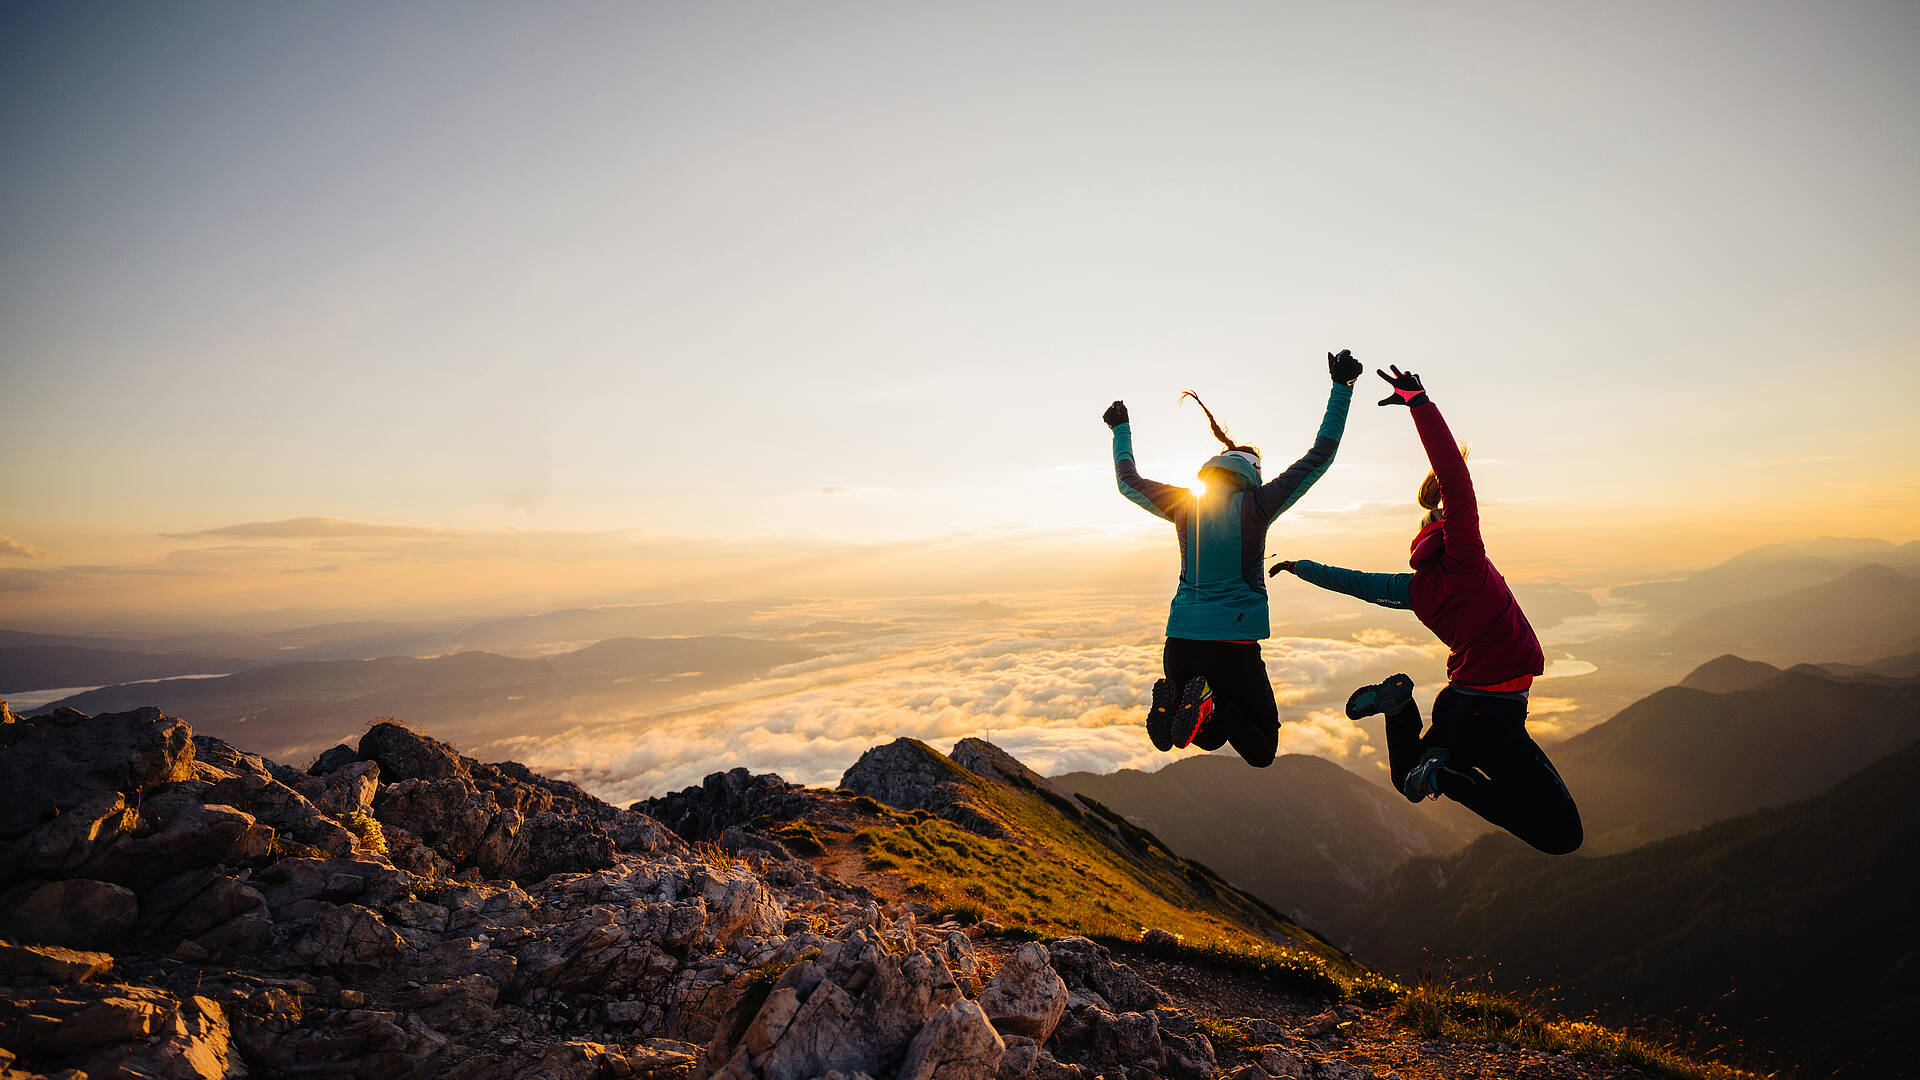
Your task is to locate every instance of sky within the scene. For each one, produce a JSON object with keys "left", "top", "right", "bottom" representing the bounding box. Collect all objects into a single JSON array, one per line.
[{"left": 3, "top": 0, "right": 1919, "bottom": 627}]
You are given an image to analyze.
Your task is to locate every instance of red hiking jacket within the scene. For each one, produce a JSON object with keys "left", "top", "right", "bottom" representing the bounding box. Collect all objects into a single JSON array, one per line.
[{"left": 1406, "top": 401, "right": 1545, "bottom": 688}]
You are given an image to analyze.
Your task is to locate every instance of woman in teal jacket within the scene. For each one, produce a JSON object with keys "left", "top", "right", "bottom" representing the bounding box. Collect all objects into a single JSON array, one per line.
[{"left": 1104, "top": 350, "right": 1361, "bottom": 765}]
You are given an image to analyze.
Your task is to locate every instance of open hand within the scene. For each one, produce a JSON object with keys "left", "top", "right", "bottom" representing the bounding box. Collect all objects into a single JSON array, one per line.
[
  {"left": 1328, "top": 350, "right": 1362, "bottom": 385},
  {"left": 1376, "top": 366, "right": 1429, "bottom": 408},
  {"left": 1103, "top": 400, "right": 1129, "bottom": 427}
]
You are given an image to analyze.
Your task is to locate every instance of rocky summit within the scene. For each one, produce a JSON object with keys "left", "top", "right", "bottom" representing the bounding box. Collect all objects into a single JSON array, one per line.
[{"left": 1, "top": 702, "right": 1717, "bottom": 1080}]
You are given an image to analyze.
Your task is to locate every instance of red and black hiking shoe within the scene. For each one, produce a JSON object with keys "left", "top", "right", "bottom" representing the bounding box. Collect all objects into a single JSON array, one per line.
[
  {"left": 1147, "top": 678, "right": 1176, "bottom": 752},
  {"left": 1170, "top": 675, "right": 1214, "bottom": 749}
]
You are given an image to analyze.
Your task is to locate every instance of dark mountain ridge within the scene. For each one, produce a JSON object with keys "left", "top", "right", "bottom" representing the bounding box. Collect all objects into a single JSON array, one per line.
[
  {"left": 1055, "top": 753, "right": 1473, "bottom": 946},
  {"left": 1547, "top": 664, "right": 1920, "bottom": 851},
  {"left": 1665, "top": 562, "right": 1920, "bottom": 667},
  {"left": 0, "top": 644, "right": 259, "bottom": 694},
  {"left": 1354, "top": 738, "right": 1920, "bottom": 1079}
]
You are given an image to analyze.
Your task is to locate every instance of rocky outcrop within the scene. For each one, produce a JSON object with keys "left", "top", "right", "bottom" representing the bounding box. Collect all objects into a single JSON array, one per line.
[
  {"left": 0, "top": 704, "right": 1622, "bottom": 1080},
  {"left": 0, "top": 708, "right": 819, "bottom": 1079},
  {"left": 838, "top": 739, "right": 1011, "bottom": 839},
  {"left": 4, "top": 709, "right": 1247, "bottom": 1080},
  {"left": 951, "top": 738, "right": 1086, "bottom": 819},
  {"left": 0, "top": 705, "right": 195, "bottom": 838},
  {"left": 637, "top": 768, "right": 814, "bottom": 842}
]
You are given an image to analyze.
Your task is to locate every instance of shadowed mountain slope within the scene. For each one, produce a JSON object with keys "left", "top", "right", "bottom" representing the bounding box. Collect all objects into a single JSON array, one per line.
[
  {"left": 1054, "top": 753, "right": 1472, "bottom": 946},
  {"left": 1674, "top": 655, "right": 1781, "bottom": 694},
  {"left": 1665, "top": 563, "right": 1920, "bottom": 666},
  {"left": 1547, "top": 666, "right": 1920, "bottom": 852},
  {"left": 1614, "top": 536, "right": 1920, "bottom": 616},
  {"left": 1355, "top": 739, "right": 1920, "bottom": 1079}
]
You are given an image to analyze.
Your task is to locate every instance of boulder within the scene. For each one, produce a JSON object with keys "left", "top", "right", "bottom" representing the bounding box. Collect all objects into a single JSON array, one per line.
[
  {"left": 897, "top": 999, "right": 1005, "bottom": 1080},
  {"left": 359, "top": 721, "right": 469, "bottom": 783},
  {"left": 0, "top": 941, "right": 114, "bottom": 985},
  {"left": 3, "top": 878, "right": 138, "bottom": 949},
  {"left": 79, "top": 800, "right": 275, "bottom": 889},
  {"left": 1044, "top": 937, "right": 1169, "bottom": 1012},
  {"left": 0, "top": 707, "right": 195, "bottom": 838},
  {"left": 978, "top": 942, "right": 1068, "bottom": 1041},
  {"left": 309, "top": 743, "right": 362, "bottom": 775},
  {"left": 4, "top": 789, "right": 136, "bottom": 878}
]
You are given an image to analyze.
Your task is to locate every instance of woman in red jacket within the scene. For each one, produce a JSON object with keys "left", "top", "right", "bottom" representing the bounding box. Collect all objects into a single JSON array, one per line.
[{"left": 1273, "top": 365, "right": 1582, "bottom": 854}]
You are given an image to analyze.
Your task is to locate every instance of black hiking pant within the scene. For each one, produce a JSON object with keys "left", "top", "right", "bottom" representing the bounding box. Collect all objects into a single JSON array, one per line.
[
  {"left": 1386, "top": 685, "right": 1583, "bottom": 855},
  {"left": 1163, "top": 637, "right": 1279, "bottom": 768}
]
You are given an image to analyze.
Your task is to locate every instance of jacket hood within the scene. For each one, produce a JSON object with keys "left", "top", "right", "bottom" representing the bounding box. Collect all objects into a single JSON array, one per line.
[
  {"left": 1198, "top": 453, "right": 1260, "bottom": 490},
  {"left": 1410, "top": 515, "right": 1446, "bottom": 568}
]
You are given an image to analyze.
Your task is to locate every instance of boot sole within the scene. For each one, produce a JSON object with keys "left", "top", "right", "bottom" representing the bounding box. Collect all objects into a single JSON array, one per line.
[
  {"left": 1346, "top": 674, "right": 1415, "bottom": 720},
  {"left": 1147, "top": 680, "right": 1175, "bottom": 752},
  {"left": 1170, "top": 676, "right": 1212, "bottom": 749}
]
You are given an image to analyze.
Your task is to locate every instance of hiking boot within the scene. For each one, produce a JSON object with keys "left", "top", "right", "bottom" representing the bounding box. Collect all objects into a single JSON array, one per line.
[
  {"left": 1147, "top": 678, "right": 1176, "bottom": 752},
  {"left": 1346, "top": 673, "right": 1415, "bottom": 720},
  {"left": 1402, "top": 748, "right": 1451, "bottom": 802},
  {"left": 1170, "top": 675, "right": 1214, "bottom": 749}
]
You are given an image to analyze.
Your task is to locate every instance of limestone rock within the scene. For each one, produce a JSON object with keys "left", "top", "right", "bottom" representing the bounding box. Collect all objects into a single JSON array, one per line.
[
  {"left": 1253, "top": 1044, "right": 1312, "bottom": 1079},
  {"left": 711, "top": 918, "right": 964, "bottom": 1080},
  {"left": 3, "top": 789, "right": 136, "bottom": 878},
  {"left": 308, "top": 743, "right": 362, "bottom": 775},
  {"left": 637, "top": 768, "right": 813, "bottom": 843},
  {"left": 837, "top": 739, "right": 1009, "bottom": 839},
  {"left": 978, "top": 942, "right": 1068, "bottom": 1041},
  {"left": 0, "top": 941, "right": 114, "bottom": 985},
  {"left": 897, "top": 999, "right": 1005, "bottom": 1080},
  {"left": 3, "top": 878, "right": 137, "bottom": 949},
  {"left": 0, "top": 707, "right": 194, "bottom": 838},
  {"left": 996, "top": 1034, "right": 1040, "bottom": 1080},
  {"left": 1044, "top": 937, "right": 1169, "bottom": 1012},
  {"left": 359, "top": 721, "right": 470, "bottom": 783}
]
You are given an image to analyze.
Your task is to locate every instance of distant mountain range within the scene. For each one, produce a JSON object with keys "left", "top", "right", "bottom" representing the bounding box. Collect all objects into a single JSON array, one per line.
[
  {"left": 1354, "top": 738, "right": 1920, "bottom": 1079},
  {"left": 1549, "top": 658, "right": 1920, "bottom": 852},
  {"left": 1615, "top": 536, "right": 1920, "bottom": 616},
  {"left": 35, "top": 635, "right": 813, "bottom": 764},
  {"left": 1055, "top": 753, "right": 1473, "bottom": 945},
  {"left": 1662, "top": 563, "right": 1920, "bottom": 666},
  {"left": 0, "top": 645, "right": 258, "bottom": 694},
  {"left": 0, "top": 599, "right": 776, "bottom": 683}
]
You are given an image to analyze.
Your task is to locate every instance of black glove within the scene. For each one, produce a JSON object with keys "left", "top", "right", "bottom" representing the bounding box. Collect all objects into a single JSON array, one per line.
[
  {"left": 1267, "top": 560, "right": 1297, "bottom": 578},
  {"left": 1328, "top": 349, "right": 1362, "bottom": 385},
  {"left": 1376, "top": 365, "right": 1429, "bottom": 408},
  {"left": 1103, "top": 400, "right": 1129, "bottom": 428}
]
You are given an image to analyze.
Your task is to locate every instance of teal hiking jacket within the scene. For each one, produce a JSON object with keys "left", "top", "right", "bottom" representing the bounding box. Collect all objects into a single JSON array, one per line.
[{"left": 1112, "top": 383, "right": 1352, "bottom": 640}]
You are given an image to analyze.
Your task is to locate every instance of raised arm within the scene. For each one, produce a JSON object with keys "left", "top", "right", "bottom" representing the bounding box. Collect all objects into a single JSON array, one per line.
[
  {"left": 1106, "top": 401, "right": 1188, "bottom": 521},
  {"left": 1377, "top": 366, "right": 1484, "bottom": 571},
  {"left": 1252, "top": 351, "right": 1360, "bottom": 522},
  {"left": 1276, "top": 559, "right": 1413, "bottom": 609}
]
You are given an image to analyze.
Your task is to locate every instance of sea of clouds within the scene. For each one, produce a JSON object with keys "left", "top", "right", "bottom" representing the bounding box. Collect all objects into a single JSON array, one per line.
[{"left": 478, "top": 589, "right": 1481, "bottom": 804}]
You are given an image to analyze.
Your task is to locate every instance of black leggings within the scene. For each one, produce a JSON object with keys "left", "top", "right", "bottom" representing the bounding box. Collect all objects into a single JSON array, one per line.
[
  {"left": 1163, "top": 637, "right": 1279, "bottom": 768},
  {"left": 1386, "top": 685, "right": 1582, "bottom": 855}
]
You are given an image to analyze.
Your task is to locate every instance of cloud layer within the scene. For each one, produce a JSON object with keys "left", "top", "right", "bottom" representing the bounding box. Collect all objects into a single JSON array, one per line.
[{"left": 472, "top": 592, "right": 1453, "bottom": 805}]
